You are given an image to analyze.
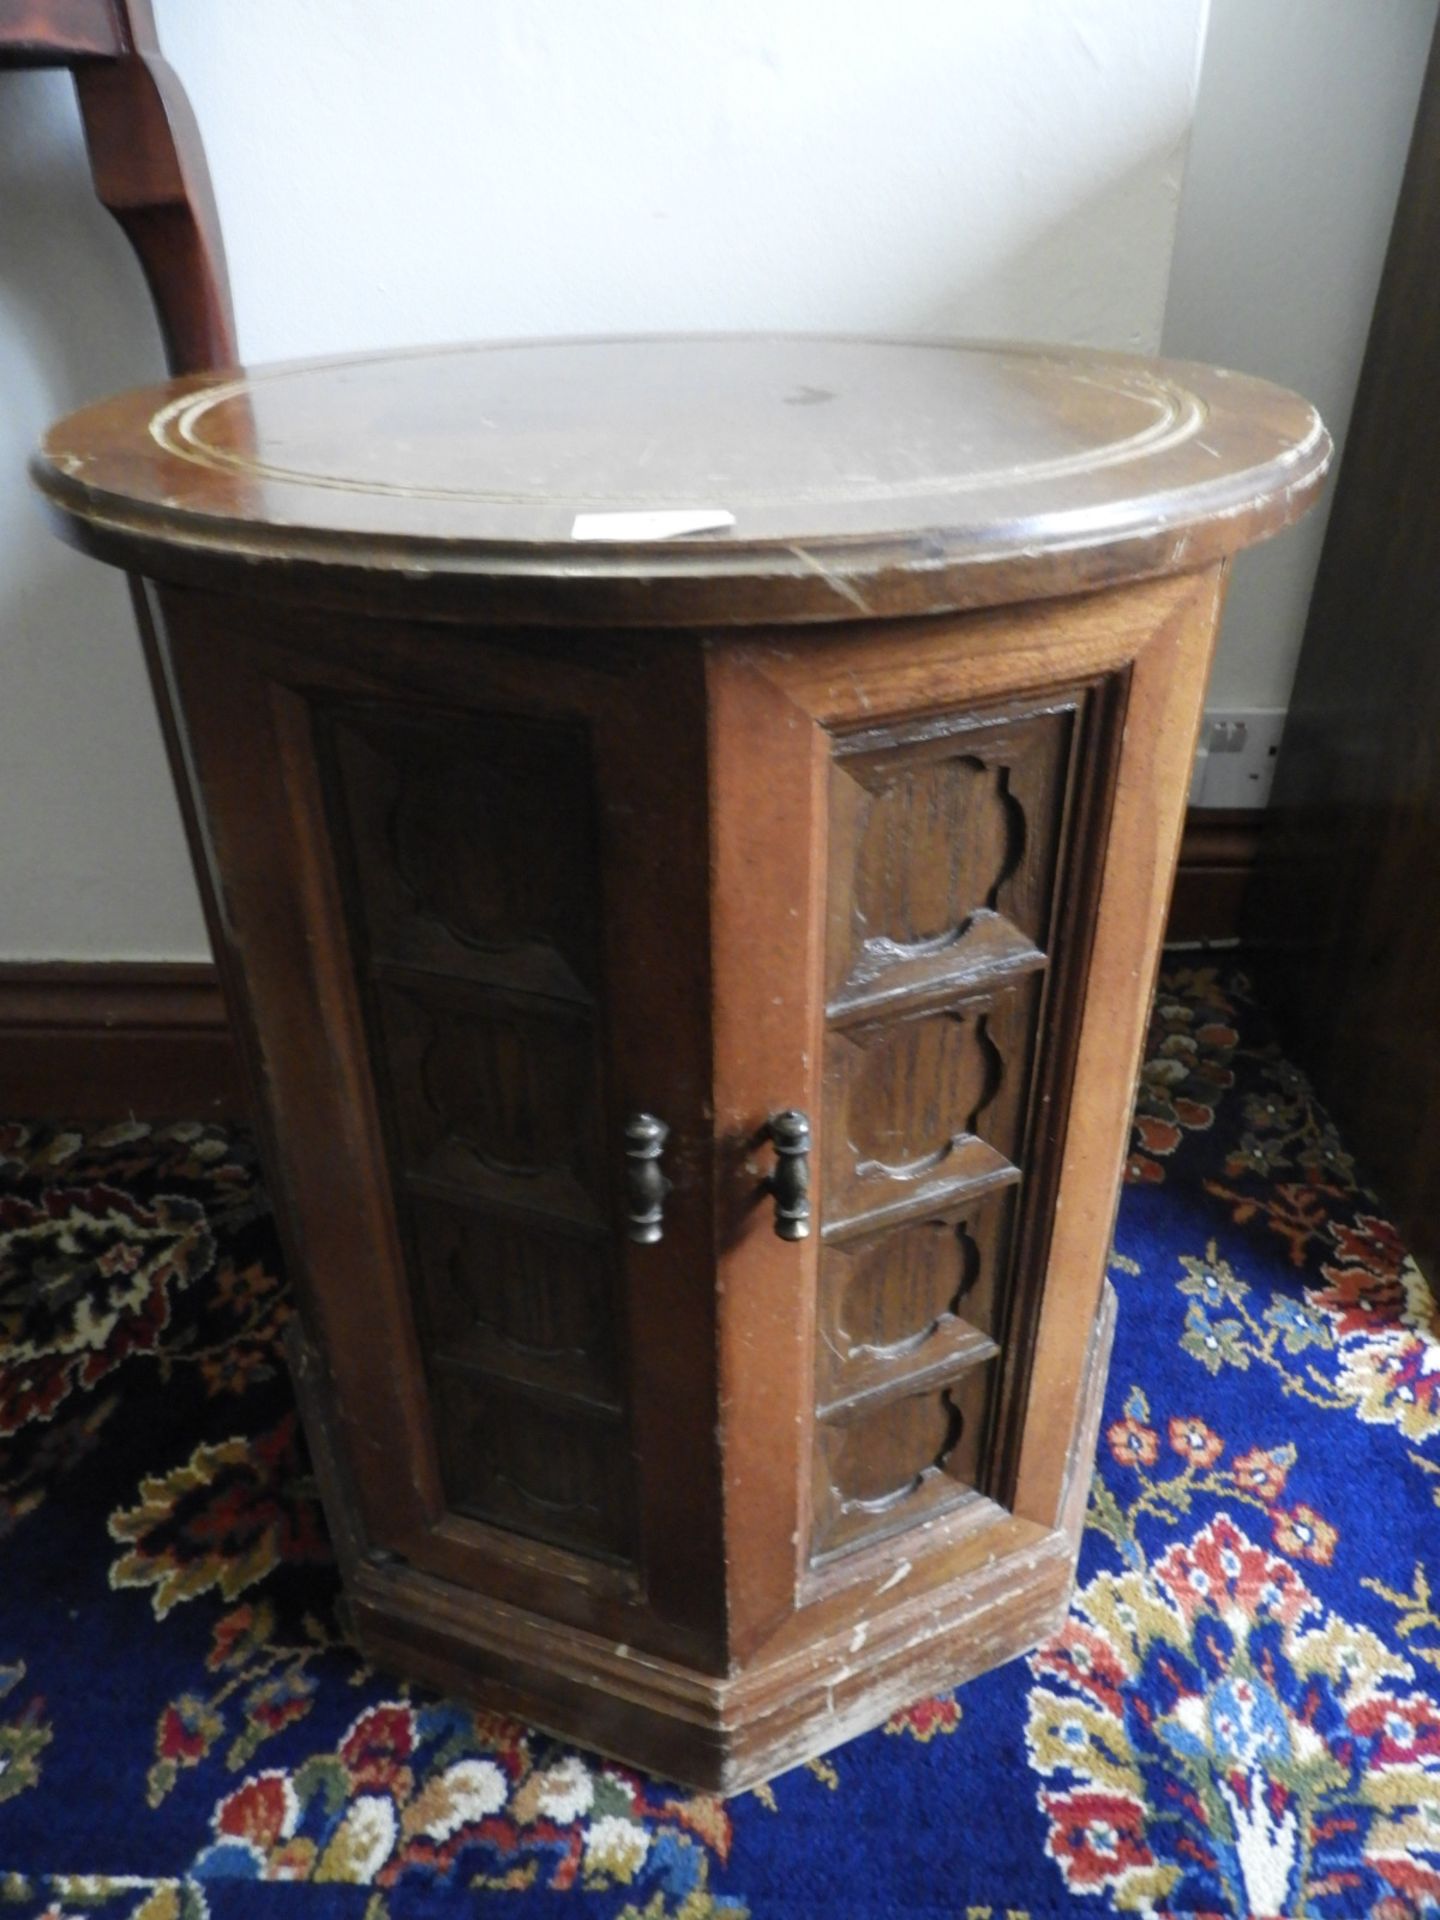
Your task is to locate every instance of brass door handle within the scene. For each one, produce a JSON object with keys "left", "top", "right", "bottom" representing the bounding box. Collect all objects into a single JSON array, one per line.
[
  {"left": 623, "top": 1113, "right": 670, "bottom": 1243},
  {"left": 767, "top": 1110, "right": 812, "bottom": 1241}
]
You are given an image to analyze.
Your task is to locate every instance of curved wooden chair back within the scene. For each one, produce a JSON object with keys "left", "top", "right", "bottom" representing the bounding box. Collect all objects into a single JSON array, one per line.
[
  {"left": 0, "top": 0, "right": 236, "bottom": 375},
  {"left": 1, "top": 0, "right": 245, "bottom": 1120}
]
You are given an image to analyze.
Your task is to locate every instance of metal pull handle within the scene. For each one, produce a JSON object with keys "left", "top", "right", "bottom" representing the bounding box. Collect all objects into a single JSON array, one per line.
[
  {"left": 624, "top": 1112, "right": 670, "bottom": 1244},
  {"left": 767, "top": 1109, "right": 812, "bottom": 1241}
]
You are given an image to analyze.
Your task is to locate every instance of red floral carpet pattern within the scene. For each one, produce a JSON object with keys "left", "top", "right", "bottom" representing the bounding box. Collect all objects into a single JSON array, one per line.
[{"left": 0, "top": 967, "right": 1437, "bottom": 1918}]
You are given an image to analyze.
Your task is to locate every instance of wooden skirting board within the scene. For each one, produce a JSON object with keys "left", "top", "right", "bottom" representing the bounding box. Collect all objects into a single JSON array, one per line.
[
  {"left": 0, "top": 960, "right": 244, "bottom": 1119},
  {"left": 1166, "top": 805, "right": 1263, "bottom": 947},
  {"left": 0, "top": 810, "right": 1261, "bottom": 1122}
]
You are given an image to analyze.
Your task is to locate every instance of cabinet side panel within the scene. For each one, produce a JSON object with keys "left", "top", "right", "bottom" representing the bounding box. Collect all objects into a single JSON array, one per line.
[
  {"left": 812, "top": 697, "right": 1095, "bottom": 1563},
  {"left": 814, "top": 672, "right": 1136, "bottom": 1559},
  {"left": 749, "top": 572, "right": 1221, "bottom": 1542},
  {"left": 1013, "top": 566, "right": 1228, "bottom": 1521}
]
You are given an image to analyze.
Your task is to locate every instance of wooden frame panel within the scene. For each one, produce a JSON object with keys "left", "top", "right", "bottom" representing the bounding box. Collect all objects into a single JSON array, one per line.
[
  {"left": 1012, "top": 564, "right": 1227, "bottom": 1518},
  {"left": 708, "top": 565, "right": 1223, "bottom": 1641},
  {"left": 148, "top": 584, "right": 729, "bottom": 1669}
]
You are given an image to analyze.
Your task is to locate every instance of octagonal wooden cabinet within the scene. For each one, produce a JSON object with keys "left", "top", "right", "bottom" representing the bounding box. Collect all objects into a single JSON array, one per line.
[{"left": 34, "top": 336, "right": 1328, "bottom": 1789}]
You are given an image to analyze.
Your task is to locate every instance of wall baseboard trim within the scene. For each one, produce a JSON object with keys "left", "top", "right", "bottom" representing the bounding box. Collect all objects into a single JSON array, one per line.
[
  {"left": 0, "top": 961, "right": 245, "bottom": 1121},
  {"left": 1167, "top": 806, "right": 1264, "bottom": 946}
]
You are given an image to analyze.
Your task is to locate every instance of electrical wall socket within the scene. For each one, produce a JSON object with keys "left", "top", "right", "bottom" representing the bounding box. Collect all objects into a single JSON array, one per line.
[{"left": 1188, "top": 708, "right": 1286, "bottom": 809}]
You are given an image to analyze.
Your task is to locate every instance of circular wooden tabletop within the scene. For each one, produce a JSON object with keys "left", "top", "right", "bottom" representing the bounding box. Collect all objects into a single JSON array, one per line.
[{"left": 33, "top": 334, "right": 1330, "bottom": 626}]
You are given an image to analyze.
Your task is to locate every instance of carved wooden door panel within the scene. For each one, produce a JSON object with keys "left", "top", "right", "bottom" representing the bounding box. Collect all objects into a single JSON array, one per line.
[
  {"left": 314, "top": 648, "right": 726, "bottom": 1659},
  {"left": 812, "top": 700, "right": 1083, "bottom": 1565},
  {"left": 153, "top": 595, "right": 725, "bottom": 1666},
  {"left": 323, "top": 705, "right": 639, "bottom": 1566},
  {"left": 706, "top": 595, "right": 1136, "bottom": 1642}
]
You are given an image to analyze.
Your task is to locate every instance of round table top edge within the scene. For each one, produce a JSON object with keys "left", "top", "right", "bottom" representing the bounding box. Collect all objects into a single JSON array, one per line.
[{"left": 31, "top": 333, "right": 1333, "bottom": 627}]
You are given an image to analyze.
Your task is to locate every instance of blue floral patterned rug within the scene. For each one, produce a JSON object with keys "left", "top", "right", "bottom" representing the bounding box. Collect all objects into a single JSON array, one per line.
[{"left": 1, "top": 963, "right": 1438, "bottom": 1919}]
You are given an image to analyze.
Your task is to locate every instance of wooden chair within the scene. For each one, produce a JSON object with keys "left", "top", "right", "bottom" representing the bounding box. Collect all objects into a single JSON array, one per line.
[
  {"left": 0, "top": 0, "right": 236, "bottom": 376},
  {"left": 1, "top": 0, "right": 245, "bottom": 1116}
]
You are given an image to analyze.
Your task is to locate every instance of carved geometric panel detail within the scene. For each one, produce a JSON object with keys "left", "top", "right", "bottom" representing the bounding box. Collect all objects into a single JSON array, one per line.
[
  {"left": 827, "top": 706, "right": 1074, "bottom": 1015},
  {"left": 852, "top": 754, "right": 1023, "bottom": 949},
  {"left": 817, "top": 1187, "right": 1017, "bottom": 1416},
  {"left": 828, "top": 1389, "right": 963, "bottom": 1509},
  {"left": 323, "top": 701, "right": 635, "bottom": 1566},
  {"left": 821, "top": 980, "right": 1038, "bottom": 1234},
  {"left": 813, "top": 695, "right": 1083, "bottom": 1567},
  {"left": 331, "top": 707, "right": 598, "bottom": 1003},
  {"left": 811, "top": 1362, "right": 995, "bottom": 1562},
  {"left": 412, "top": 1200, "right": 618, "bottom": 1407},
  {"left": 388, "top": 752, "right": 578, "bottom": 959},
  {"left": 390, "top": 988, "right": 593, "bottom": 1174},
  {"left": 377, "top": 983, "right": 603, "bottom": 1229},
  {"left": 847, "top": 1008, "right": 1001, "bottom": 1176},
  {"left": 433, "top": 1372, "right": 633, "bottom": 1563},
  {"left": 838, "top": 1216, "right": 980, "bottom": 1357}
]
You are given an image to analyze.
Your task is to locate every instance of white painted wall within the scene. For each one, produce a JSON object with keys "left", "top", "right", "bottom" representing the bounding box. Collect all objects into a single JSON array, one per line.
[
  {"left": 0, "top": 71, "right": 184, "bottom": 959},
  {"left": 4, "top": 1, "right": 1208, "bottom": 960},
  {"left": 1163, "top": 0, "right": 1438, "bottom": 715}
]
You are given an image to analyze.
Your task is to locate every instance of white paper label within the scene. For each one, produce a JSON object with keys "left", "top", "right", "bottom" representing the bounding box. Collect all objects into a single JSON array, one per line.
[{"left": 570, "top": 508, "right": 736, "bottom": 542}]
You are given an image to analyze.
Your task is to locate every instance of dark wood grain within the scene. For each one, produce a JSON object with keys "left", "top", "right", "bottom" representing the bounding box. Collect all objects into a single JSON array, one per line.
[
  {"left": 320, "top": 702, "right": 638, "bottom": 1564},
  {"left": 1250, "top": 17, "right": 1440, "bottom": 1284}
]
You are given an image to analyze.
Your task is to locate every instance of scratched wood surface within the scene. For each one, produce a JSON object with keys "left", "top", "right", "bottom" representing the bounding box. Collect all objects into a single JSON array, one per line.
[{"left": 35, "top": 335, "right": 1327, "bottom": 626}]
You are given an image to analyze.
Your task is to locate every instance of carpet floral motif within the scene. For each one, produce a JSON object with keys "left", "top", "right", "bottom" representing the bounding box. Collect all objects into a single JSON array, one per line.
[
  {"left": 0, "top": 1183, "right": 213, "bottom": 1437},
  {"left": 1166, "top": 1013, "right": 1440, "bottom": 1451},
  {"left": 1029, "top": 1510, "right": 1440, "bottom": 1913},
  {"left": 109, "top": 1411, "right": 329, "bottom": 1619},
  {"left": 189, "top": 1700, "right": 736, "bottom": 1905},
  {"left": 0, "top": 1661, "right": 50, "bottom": 1808},
  {"left": 1, "top": 977, "right": 1438, "bottom": 1918},
  {"left": 1127, "top": 967, "right": 1243, "bottom": 1185},
  {"left": 146, "top": 1597, "right": 345, "bottom": 1807}
]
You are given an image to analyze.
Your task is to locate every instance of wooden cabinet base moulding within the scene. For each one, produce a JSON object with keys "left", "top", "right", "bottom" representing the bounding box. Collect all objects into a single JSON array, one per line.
[
  {"left": 34, "top": 336, "right": 1328, "bottom": 1788},
  {"left": 290, "top": 1283, "right": 1116, "bottom": 1789}
]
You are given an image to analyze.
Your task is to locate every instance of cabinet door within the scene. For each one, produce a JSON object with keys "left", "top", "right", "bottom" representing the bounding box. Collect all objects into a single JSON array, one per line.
[
  {"left": 810, "top": 700, "right": 1080, "bottom": 1565},
  {"left": 706, "top": 570, "right": 1220, "bottom": 1645},
  {"left": 151, "top": 591, "right": 726, "bottom": 1667}
]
